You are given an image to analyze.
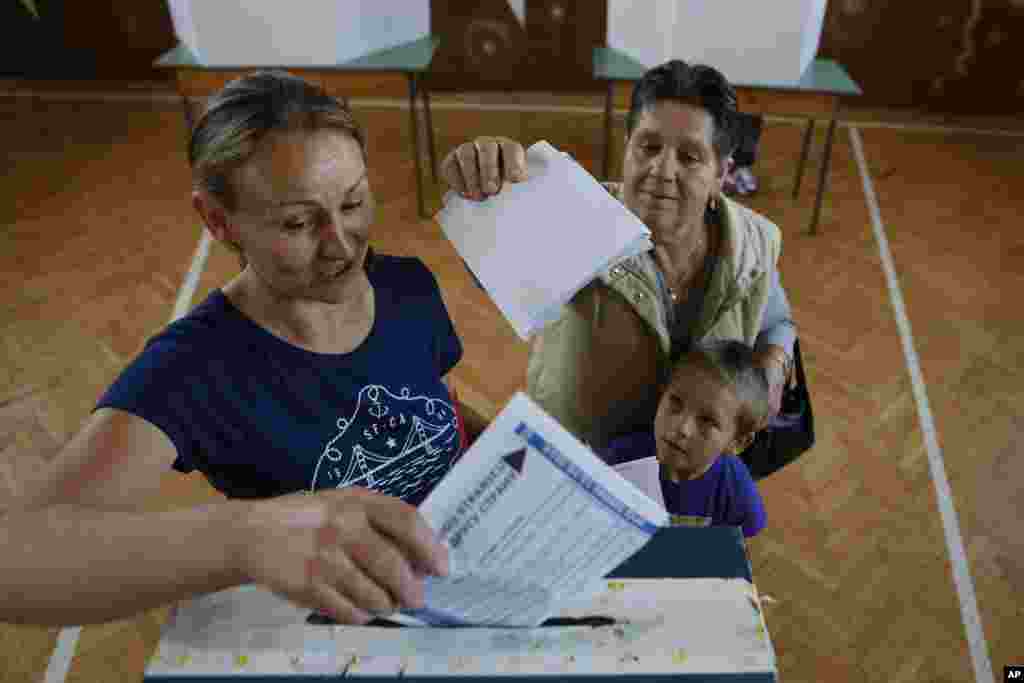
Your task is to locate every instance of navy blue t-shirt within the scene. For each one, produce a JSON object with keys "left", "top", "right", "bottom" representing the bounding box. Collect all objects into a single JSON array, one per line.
[
  {"left": 601, "top": 432, "right": 766, "bottom": 537},
  {"left": 97, "top": 255, "right": 463, "bottom": 506}
]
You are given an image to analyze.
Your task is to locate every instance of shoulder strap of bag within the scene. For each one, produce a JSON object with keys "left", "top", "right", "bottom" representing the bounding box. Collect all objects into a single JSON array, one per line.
[{"left": 791, "top": 338, "right": 808, "bottom": 391}]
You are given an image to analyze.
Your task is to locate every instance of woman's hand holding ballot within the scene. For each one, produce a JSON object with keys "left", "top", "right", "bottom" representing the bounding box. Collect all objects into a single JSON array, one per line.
[
  {"left": 1, "top": 486, "right": 447, "bottom": 626},
  {"left": 231, "top": 487, "right": 449, "bottom": 625}
]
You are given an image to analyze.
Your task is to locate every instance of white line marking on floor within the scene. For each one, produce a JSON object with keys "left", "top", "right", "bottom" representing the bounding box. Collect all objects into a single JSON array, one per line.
[
  {"left": 41, "top": 627, "right": 80, "bottom": 683},
  {"left": 1, "top": 89, "right": 184, "bottom": 104},
  {"left": 5, "top": 88, "right": 1024, "bottom": 138},
  {"left": 834, "top": 118, "right": 1024, "bottom": 138},
  {"left": 849, "top": 125, "right": 994, "bottom": 683},
  {"left": 172, "top": 228, "right": 213, "bottom": 322},
  {"left": 42, "top": 226, "right": 213, "bottom": 683}
]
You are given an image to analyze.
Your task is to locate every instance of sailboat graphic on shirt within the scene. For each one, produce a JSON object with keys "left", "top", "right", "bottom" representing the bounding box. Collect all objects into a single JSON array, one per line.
[{"left": 311, "top": 384, "right": 459, "bottom": 501}]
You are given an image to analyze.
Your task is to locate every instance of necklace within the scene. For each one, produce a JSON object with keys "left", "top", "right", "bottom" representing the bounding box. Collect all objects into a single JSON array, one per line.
[{"left": 664, "top": 228, "right": 710, "bottom": 304}]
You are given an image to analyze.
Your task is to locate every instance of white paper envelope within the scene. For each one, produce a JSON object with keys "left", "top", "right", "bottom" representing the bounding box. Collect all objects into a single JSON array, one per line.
[{"left": 436, "top": 141, "right": 652, "bottom": 340}]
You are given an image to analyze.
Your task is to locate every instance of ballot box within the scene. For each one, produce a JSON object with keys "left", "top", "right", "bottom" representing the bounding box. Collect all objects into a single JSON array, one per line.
[
  {"left": 607, "top": 0, "right": 828, "bottom": 83},
  {"left": 144, "top": 527, "right": 777, "bottom": 682},
  {"left": 166, "top": 0, "right": 430, "bottom": 66}
]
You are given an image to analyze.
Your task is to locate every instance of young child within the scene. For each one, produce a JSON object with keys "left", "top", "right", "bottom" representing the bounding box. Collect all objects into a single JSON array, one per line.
[{"left": 600, "top": 340, "right": 769, "bottom": 538}]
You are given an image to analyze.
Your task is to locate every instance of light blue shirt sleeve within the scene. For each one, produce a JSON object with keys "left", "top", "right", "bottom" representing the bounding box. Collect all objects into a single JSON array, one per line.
[{"left": 755, "top": 269, "right": 797, "bottom": 359}]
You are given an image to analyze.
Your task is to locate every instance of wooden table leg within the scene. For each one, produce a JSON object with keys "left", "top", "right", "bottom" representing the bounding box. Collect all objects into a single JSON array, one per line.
[
  {"left": 602, "top": 81, "right": 613, "bottom": 180},
  {"left": 179, "top": 92, "right": 197, "bottom": 164},
  {"left": 421, "top": 80, "right": 438, "bottom": 183},
  {"left": 792, "top": 118, "right": 814, "bottom": 200},
  {"left": 809, "top": 117, "right": 837, "bottom": 235},
  {"left": 408, "top": 74, "right": 427, "bottom": 219},
  {"left": 181, "top": 94, "right": 194, "bottom": 133}
]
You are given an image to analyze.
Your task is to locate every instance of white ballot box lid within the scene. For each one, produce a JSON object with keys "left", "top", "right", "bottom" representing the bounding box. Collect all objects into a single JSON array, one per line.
[{"left": 145, "top": 578, "right": 776, "bottom": 679}]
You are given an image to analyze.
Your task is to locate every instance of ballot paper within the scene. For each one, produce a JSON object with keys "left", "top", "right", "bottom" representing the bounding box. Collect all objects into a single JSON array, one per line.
[
  {"left": 394, "top": 392, "right": 668, "bottom": 627},
  {"left": 436, "top": 140, "right": 653, "bottom": 340}
]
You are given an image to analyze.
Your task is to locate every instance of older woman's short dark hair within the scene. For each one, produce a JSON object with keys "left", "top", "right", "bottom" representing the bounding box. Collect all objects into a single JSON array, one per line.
[
  {"left": 626, "top": 60, "right": 739, "bottom": 161},
  {"left": 671, "top": 339, "right": 770, "bottom": 436}
]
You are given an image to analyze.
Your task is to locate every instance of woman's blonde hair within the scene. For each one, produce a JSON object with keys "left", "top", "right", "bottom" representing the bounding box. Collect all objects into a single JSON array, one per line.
[{"left": 188, "top": 70, "right": 367, "bottom": 267}]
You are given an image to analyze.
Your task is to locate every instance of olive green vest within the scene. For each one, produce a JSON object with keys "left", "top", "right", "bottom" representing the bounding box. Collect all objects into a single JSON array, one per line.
[{"left": 526, "top": 190, "right": 782, "bottom": 447}]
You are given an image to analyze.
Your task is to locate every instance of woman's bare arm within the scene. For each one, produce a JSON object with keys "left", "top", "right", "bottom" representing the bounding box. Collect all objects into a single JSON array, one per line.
[
  {"left": 15, "top": 408, "right": 179, "bottom": 514},
  {"left": 0, "top": 500, "right": 245, "bottom": 625},
  {"left": 4, "top": 409, "right": 447, "bottom": 627},
  {"left": 2, "top": 409, "right": 251, "bottom": 625}
]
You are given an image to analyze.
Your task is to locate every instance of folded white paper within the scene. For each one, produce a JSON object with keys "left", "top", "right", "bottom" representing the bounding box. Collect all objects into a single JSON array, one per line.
[{"left": 436, "top": 140, "right": 653, "bottom": 340}]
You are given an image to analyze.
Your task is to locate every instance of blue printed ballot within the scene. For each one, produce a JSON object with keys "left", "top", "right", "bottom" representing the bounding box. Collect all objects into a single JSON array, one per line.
[
  {"left": 436, "top": 140, "right": 653, "bottom": 340},
  {"left": 398, "top": 392, "right": 669, "bottom": 627}
]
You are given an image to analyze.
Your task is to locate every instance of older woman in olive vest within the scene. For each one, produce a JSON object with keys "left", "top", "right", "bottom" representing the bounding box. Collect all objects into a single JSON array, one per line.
[{"left": 442, "top": 60, "right": 795, "bottom": 449}]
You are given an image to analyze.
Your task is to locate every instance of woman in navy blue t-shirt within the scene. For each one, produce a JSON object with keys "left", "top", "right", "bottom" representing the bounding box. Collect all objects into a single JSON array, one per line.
[{"left": 6, "top": 72, "right": 471, "bottom": 627}]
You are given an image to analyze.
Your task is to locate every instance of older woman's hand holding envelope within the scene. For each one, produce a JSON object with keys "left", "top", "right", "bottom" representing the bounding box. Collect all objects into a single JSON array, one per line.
[
  {"left": 442, "top": 136, "right": 530, "bottom": 200},
  {"left": 436, "top": 141, "right": 652, "bottom": 341}
]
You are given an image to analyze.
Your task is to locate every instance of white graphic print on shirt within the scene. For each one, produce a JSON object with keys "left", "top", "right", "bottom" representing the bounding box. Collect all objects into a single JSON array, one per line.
[{"left": 311, "top": 384, "right": 459, "bottom": 501}]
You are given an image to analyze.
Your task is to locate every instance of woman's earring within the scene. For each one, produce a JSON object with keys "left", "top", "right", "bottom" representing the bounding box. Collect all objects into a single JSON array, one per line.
[{"left": 225, "top": 240, "right": 247, "bottom": 270}]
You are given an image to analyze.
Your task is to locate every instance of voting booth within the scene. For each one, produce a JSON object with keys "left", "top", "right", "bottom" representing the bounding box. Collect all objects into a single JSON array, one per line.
[
  {"left": 165, "top": 0, "right": 430, "bottom": 66},
  {"left": 607, "top": 0, "right": 829, "bottom": 83}
]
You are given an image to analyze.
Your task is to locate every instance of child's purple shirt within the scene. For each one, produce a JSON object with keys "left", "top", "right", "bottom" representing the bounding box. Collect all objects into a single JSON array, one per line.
[{"left": 601, "top": 432, "right": 766, "bottom": 538}]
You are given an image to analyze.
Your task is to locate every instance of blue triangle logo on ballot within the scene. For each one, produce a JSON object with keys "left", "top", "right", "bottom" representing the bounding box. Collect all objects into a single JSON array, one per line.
[{"left": 502, "top": 447, "right": 526, "bottom": 475}]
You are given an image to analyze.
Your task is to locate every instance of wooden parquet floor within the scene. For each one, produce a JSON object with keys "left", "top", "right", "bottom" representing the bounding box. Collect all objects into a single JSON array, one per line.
[{"left": 1, "top": 93, "right": 1021, "bottom": 682}]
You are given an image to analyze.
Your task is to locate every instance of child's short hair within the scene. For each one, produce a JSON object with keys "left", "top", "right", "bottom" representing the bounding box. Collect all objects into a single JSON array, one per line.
[{"left": 670, "top": 340, "right": 771, "bottom": 437}]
